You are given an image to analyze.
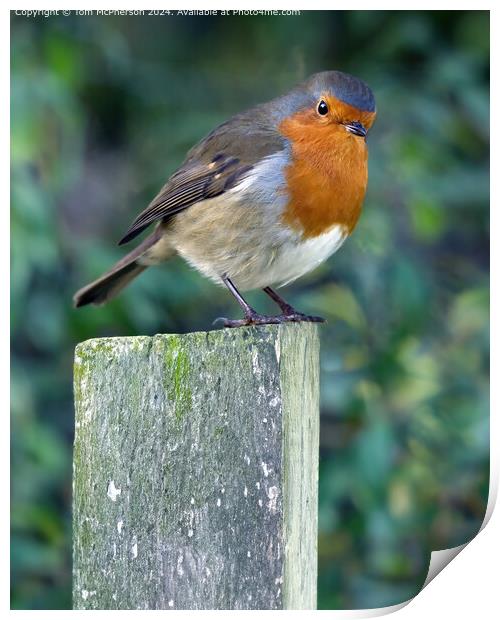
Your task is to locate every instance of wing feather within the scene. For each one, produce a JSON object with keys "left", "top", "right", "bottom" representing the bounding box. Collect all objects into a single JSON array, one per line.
[
  {"left": 118, "top": 155, "right": 252, "bottom": 245},
  {"left": 118, "top": 107, "right": 286, "bottom": 246}
]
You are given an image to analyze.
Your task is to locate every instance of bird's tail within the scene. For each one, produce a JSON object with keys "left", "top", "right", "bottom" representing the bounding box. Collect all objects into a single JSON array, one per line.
[{"left": 73, "top": 227, "right": 171, "bottom": 308}]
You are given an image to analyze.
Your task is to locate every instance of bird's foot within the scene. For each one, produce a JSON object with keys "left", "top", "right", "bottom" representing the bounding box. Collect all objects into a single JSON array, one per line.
[
  {"left": 214, "top": 310, "right": 325, "bottom": 328},
  {"left": 214, "top": 311, "right": 283, "bottom": 328}
]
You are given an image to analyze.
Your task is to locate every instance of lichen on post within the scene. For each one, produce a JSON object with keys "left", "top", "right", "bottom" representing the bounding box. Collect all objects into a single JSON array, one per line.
[{"left": 73, "top": 324, "right": 319, "bottom": 610}]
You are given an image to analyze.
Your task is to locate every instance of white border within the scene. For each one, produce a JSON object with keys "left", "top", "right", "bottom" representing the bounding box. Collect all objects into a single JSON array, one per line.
[{"left": 5, "top": 2, "right": 495, "bottom": 616}]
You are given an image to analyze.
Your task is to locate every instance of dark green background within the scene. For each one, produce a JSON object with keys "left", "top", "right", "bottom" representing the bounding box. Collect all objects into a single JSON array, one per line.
[{"left": 11, "top": 10, "right": 489, "bottom": 610}]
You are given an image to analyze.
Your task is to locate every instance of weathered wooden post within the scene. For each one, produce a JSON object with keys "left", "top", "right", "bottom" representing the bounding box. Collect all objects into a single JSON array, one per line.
[{"left": 73, "top": 324, "right": 319, "bottom": 610}]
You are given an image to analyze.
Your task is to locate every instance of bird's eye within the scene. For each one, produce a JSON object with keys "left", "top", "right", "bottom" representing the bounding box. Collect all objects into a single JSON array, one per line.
[{"left": 317, "top": 100, "right": 329, "bottom": 115}]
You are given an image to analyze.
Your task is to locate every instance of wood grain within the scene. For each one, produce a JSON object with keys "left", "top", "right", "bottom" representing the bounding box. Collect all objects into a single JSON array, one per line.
[{"left": 73, "top": 324, "right": 319, "bottom": 609}]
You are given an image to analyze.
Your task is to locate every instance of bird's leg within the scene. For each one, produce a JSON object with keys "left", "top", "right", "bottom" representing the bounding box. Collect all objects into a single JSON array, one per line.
[
  {"left": 215, "top": 276, "right": 283, "bottom": 328},
  {"left": 263, "top": 286, "right": 325, "bottom": 323},
  {"left": 262, "top": 286, "right": 297, "bottom": 315},
  {"left": 214, "top": 277, "right": 325, "bottom": 328}
]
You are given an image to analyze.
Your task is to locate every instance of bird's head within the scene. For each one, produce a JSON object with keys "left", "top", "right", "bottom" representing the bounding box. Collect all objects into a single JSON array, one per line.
[{"left": 276, "top": 71, "right": 376, "bottom": 143}]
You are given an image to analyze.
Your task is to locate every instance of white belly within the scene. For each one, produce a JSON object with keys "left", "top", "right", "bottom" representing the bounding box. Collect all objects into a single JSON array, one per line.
[
  {"left": 251, "top": 223, "right": 349, "bottom": 289},
  {"left": 176, "top": 220, "right": 349, "bottom": 291}
]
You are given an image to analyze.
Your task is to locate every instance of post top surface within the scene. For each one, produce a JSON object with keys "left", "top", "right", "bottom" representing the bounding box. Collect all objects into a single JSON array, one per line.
[{"left": 75, "top": 323, "right": 319, "bottom": 355}]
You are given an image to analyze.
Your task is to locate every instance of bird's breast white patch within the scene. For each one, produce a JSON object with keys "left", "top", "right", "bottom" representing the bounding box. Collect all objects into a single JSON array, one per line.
[{"left": 267, "top": 224, "right": 349, "bottom": 288}]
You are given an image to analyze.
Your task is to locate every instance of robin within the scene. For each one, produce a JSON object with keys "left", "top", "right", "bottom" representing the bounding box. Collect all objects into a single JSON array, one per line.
[{"left": 74, "top": 71, "right": 376, "bottom": 327}]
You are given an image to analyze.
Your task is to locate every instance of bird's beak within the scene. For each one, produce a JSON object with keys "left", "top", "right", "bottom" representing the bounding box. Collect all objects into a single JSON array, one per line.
[{"left": 345, "top": 121, "right": 367, "bottom": 138}]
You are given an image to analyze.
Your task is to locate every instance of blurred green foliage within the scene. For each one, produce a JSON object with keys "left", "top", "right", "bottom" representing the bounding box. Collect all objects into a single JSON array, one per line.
[{"left": 11, "top": 10, "right": 489, "bottom": 610}]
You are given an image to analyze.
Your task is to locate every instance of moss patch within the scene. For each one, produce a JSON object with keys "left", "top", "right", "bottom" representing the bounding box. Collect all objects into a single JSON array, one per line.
[{"left": 163, "top": 336, "right": 192, "bottom": 423}]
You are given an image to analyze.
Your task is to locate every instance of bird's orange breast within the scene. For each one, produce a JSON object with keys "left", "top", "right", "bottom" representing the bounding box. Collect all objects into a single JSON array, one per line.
[{"left": 279, "top": 105, "right": 373, "bottom": 239}]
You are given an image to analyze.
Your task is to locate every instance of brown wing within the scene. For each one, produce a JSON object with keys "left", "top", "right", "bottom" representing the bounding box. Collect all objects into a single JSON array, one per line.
[
  {"left": 118, "top": 103, "right": 286, "bottom": 246},
  {"left": 118, "top": 154, "right": 253, "bottom": 245}
]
